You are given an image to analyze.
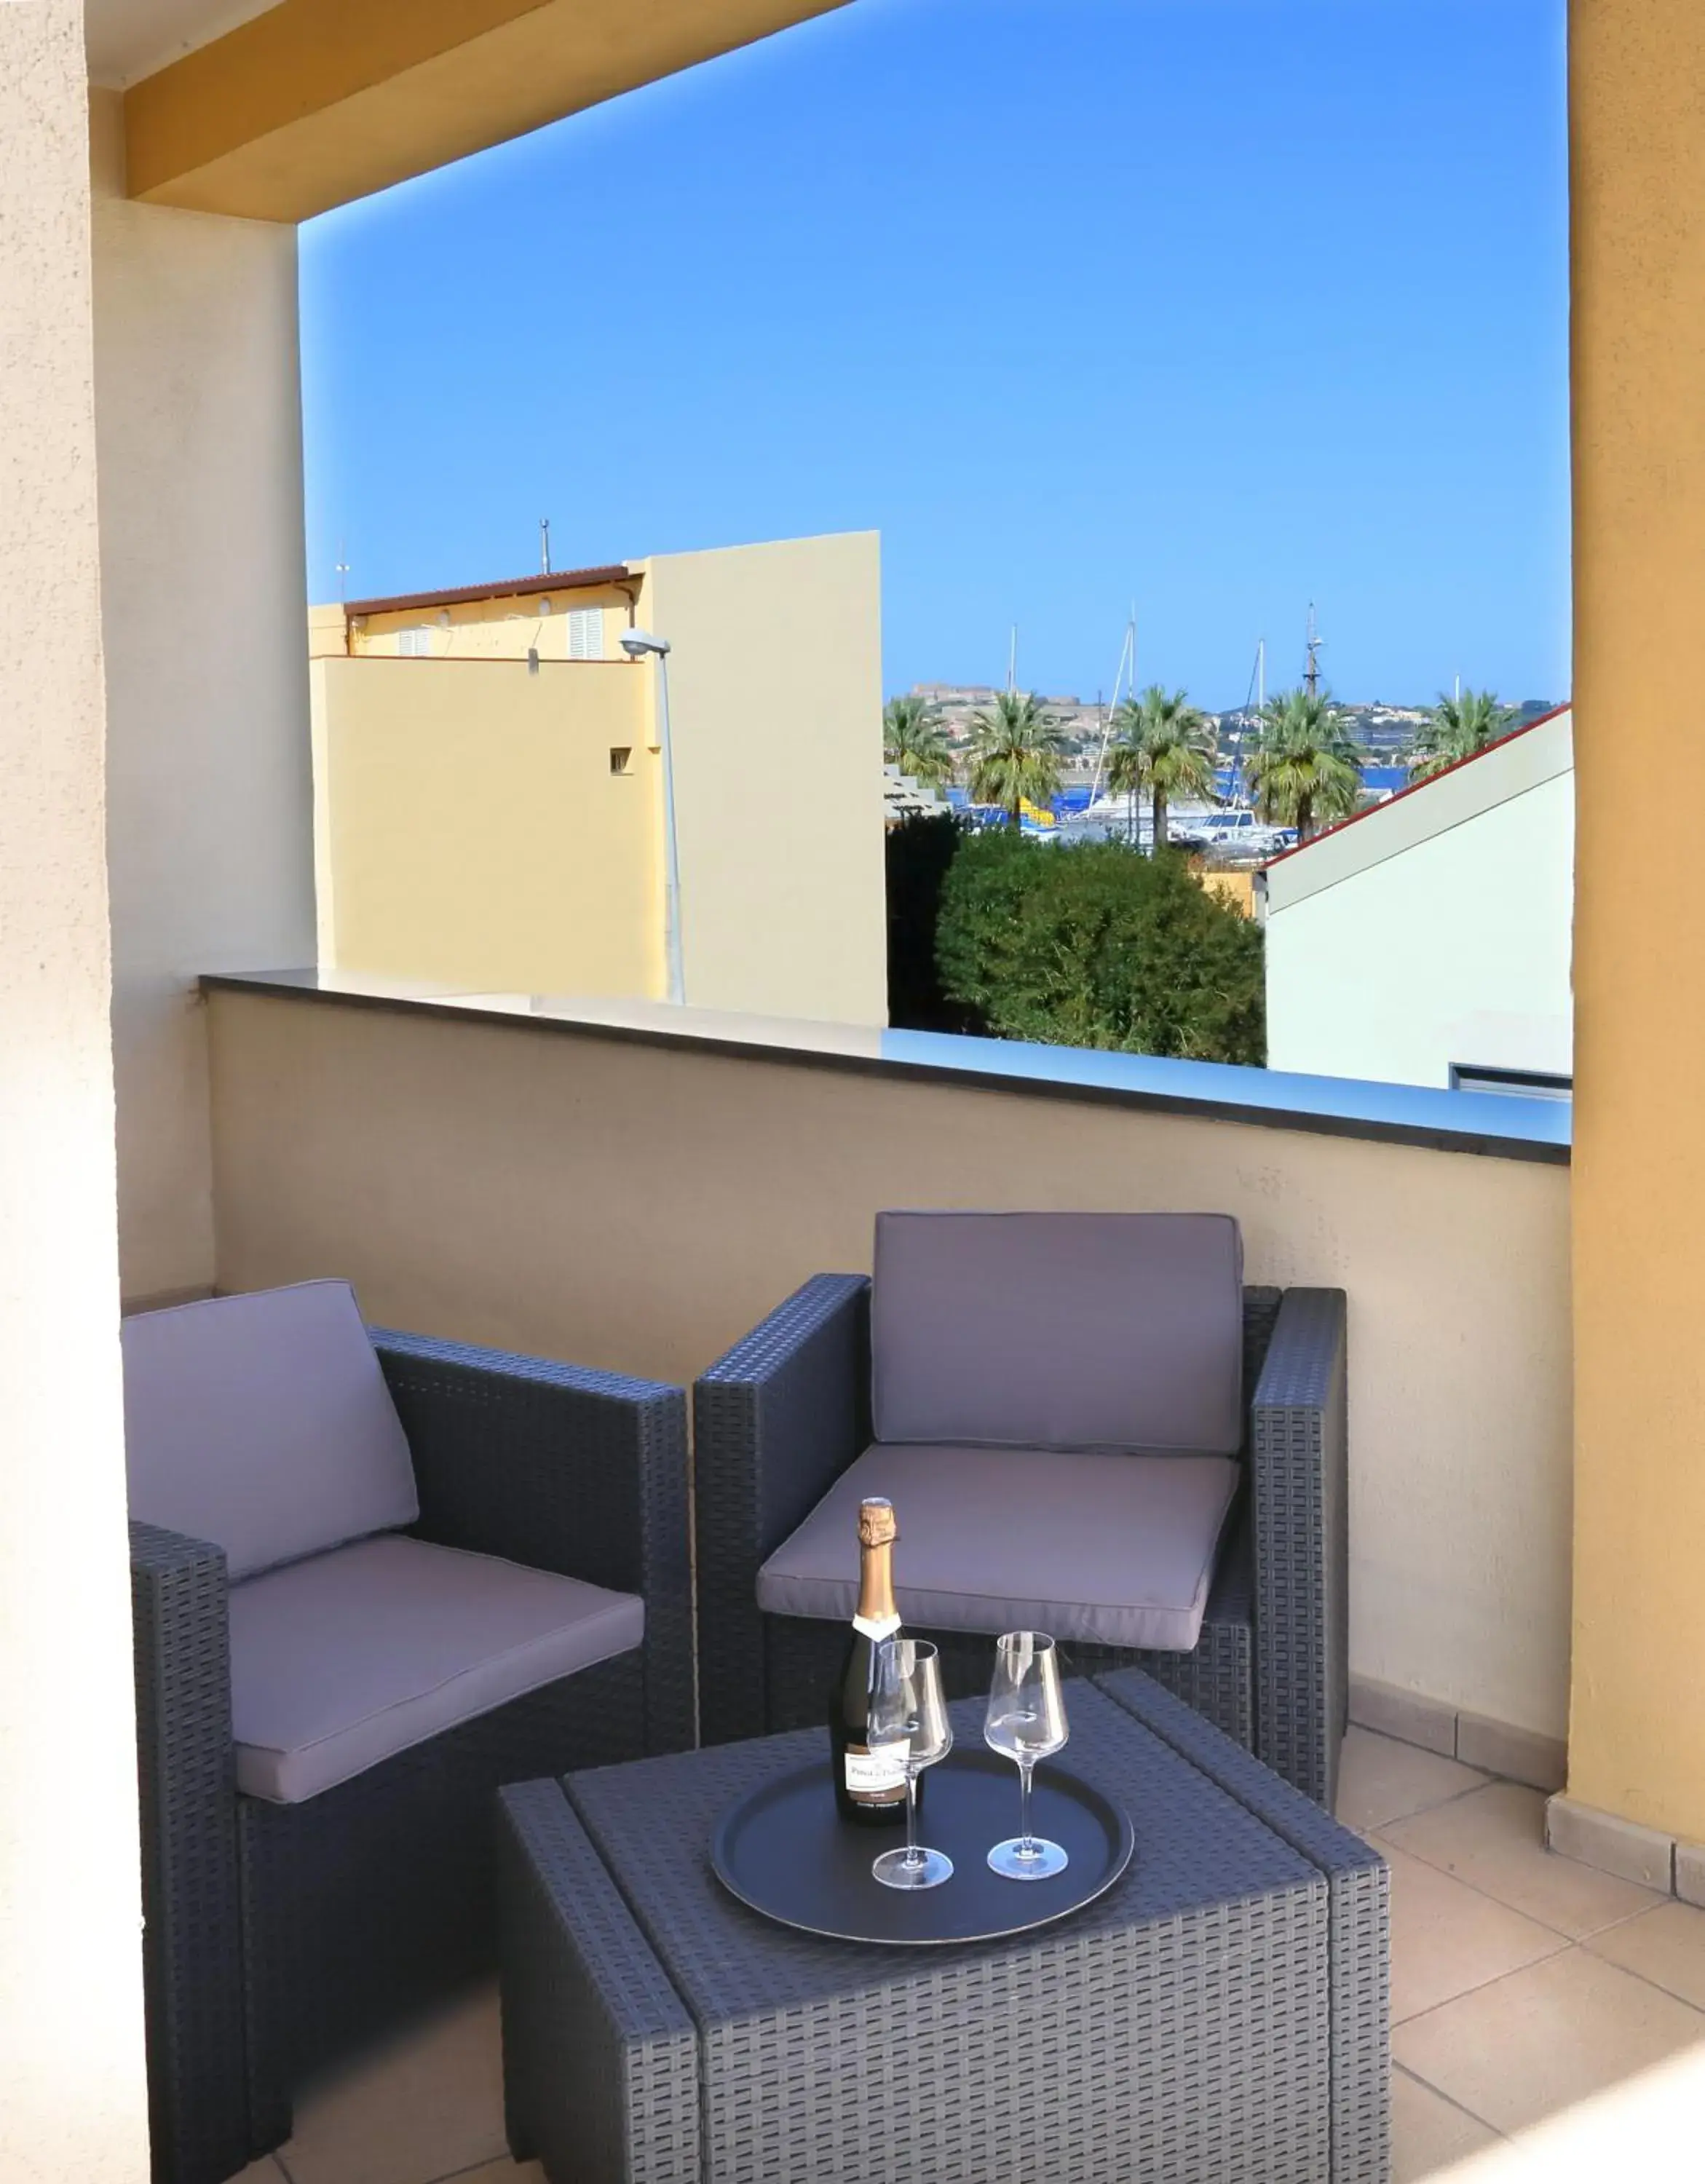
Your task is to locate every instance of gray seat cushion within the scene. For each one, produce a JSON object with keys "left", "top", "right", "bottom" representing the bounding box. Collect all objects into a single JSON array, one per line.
[
  {"left": 122, "top": 1280, "right": 420, "bottom": 1580},
  {"left": 229, "top": 1535, "right": 645, "bottom": 1803},
  {"left": 755, "top": 1442, "right": 1240, "bottom": 1653},
  {"left": 871, "top": 1211, "right": 1245, "bottom": 1455}
]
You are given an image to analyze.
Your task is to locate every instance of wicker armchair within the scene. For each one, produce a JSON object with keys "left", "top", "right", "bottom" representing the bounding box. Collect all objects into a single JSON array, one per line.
[
  {"left": 695, "top": 1214, "right": 1347, "bottom": 1811},
  {"left": 127, "top": 1292, "right": 692, "bottom": 2184}
]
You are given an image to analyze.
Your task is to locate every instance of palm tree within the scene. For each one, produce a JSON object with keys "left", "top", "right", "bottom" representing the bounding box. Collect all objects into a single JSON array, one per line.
[
  {"left": 1407, "top": 688, "right": 1518, "bottom": 782},
  {"left": 1107, "top": 684, "right": 1217, "bottom": 850},
  {"left": 1104, "top": 723, "right": 1148, "bottom": 844},
  {"left": 1246, "top": 688, "right": 1364, "bottom": 844},
  {"left": 883, "top": 695, "right": 955, "bottom": 791},
  {"left": 967, "top": 689, "right": 1066, "bottom": 828}
]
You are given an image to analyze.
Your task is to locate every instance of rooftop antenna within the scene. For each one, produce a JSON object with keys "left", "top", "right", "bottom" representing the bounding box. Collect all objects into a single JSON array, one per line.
[
  {"left": 539, "top": 518, "right": 552, "bottom": 576},
  {"left": 1304, "top": 603, "right": 1324, "bottom": 697},
  {"left": 1008, "top": 624, "right": 1018, "bottom": 694},
  {"left": 334, "top": 539, "right": 350, "bottom": 604}
]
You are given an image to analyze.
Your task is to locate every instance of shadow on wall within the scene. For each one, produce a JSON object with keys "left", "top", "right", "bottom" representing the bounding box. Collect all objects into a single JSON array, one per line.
[{"left": 886, "top": 813, "right": 979, "bottom": 1034}]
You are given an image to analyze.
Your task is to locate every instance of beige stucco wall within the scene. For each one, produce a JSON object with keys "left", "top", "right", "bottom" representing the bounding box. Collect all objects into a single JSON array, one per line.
[
  {"left": 314, "top": 656, "right": 662, "bottom": 997},
  {"left": 90, "top": 90, "right": 315, "bottom": 1307},
  {"left": 207, "top": 986, "right": 1575, "bottom": 1741},
  {"left": 1567, "top": 0, "right": 1705, "bottom": 1839},
  {"left": 636, "top": 533, "right": 889, "bottom": 1025},
  {"left": 308, "top": 601, "right": 348, "bottom": 658},
  {"left": 0, "top": 12, "right": 151, "bottom": 2176}
]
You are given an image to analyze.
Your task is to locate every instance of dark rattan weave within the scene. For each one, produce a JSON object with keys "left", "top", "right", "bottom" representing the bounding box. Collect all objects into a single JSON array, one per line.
[
  {"left": 1095, "top": 1667, "right": 1390, "bottom": 2184},
  {"left": 499, "top": 1673, "right": 1389, "bottom": 2182},
  {"left": 693, "top": 1275, "right": 1346, "bottom": 1804},
  {"left": 131, "top": 1329, "right": 693, "bottom": 2184}
]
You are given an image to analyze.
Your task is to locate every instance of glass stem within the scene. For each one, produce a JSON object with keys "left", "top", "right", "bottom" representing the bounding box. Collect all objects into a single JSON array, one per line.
[
  {"left": 1019, "top": 1760, "right": 1035, "bottom": 1856},
  {"left": 904, "top": 1770, "right": 921, "bottom": 1867}
]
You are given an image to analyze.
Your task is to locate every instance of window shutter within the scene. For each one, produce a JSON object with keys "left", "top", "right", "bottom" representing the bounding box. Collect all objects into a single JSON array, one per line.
[{"left": 567, "top": 607, "right": 605, "bottom": 661}]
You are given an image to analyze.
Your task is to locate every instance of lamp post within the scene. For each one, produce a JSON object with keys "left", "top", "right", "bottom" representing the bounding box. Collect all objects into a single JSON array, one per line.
[{"left": 620, "top": 628, "right": 684, "bottom": 1005}]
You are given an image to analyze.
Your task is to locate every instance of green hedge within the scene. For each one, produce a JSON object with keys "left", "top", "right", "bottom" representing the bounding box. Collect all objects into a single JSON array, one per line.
[{"left": 931, "top": 831, "right": 1265, "bottom": 1065}]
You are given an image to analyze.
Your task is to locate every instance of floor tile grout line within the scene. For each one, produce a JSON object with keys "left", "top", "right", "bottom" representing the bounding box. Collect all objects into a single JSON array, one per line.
[
  {"left": 1368, "top": 1824, "right": 1665, "bottom": 1945},
  {"left": 1571, "top": 1896, "right": 1675, "bottom": 1941},
  {"left": 269, "top": 2138, "right": 512, "bottom": 2184},
  {"left": 1390, "top": 1934, "right": 1576, "bottom": 2030},
  {"left": 1576, "top": 1934, "right": 1705, "bottom": 2020},
  {"left": 1340, "top": 1771, "right": 1504, "bottom": 1840},
  {"left": 1394, "top": 1928, "right": 1705, "bottom": 2042},
  {"left": 1369, "top": 1826, "right": 1573, "bottom": 1936},
  {"left": 1535, "top": 1894, "right": 1669, "bottom": 1944},
  {"left": 424, "top": 2149, "right": 520, "bottom": 2184},
  {"left": 1392, "top": 2060, "right": 1511, "bottom": 2143},
  {"left": 1388, "top": 1772, "right": 1506, "bottom": 1821}
]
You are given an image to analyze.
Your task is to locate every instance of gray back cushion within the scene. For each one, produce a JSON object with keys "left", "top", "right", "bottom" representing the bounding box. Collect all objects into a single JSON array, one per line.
[
  {"left": 123, "top": 1281, "right": 420, "bottom": 1580},
  {"left": 871, "top": 1211, "right": 1244, "bottom": 1455}
]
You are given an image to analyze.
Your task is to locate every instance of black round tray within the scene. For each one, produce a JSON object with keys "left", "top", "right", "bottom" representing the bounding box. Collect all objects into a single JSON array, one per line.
[{"left": 710, "top": 1746, "right": 1134, "bottom": 1946}]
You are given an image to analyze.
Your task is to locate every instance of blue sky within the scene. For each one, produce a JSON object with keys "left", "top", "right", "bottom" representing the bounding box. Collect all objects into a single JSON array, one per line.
[{"left": 300, "top": 0, "right": 1570, "bottom": 710}]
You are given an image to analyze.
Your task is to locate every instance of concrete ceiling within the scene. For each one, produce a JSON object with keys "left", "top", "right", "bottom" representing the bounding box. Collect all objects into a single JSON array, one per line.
[{"left": 85, "top": 0, "right": 279, "bottom": 89}]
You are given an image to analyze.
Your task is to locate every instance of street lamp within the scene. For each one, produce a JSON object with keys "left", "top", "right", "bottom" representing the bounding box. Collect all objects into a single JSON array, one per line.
[{"left": 620, "top": 628, "right": 685, "bottom": 1006}]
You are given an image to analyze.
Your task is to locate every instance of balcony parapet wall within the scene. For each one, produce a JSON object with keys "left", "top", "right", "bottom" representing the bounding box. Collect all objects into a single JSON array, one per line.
[{"left": 202, "top": 970, "right": 1574, "bottom": 1757}]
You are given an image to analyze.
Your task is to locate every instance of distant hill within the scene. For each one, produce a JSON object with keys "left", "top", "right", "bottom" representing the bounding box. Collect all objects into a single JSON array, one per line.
[
  {"left": 1206, "top": 697, "right": 1559, "bottom": 760},
  {"left": 903, "top": 685, "right": 1560, "bottom": 766}
]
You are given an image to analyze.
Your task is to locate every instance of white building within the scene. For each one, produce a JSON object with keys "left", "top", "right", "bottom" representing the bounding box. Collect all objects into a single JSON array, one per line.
[{"left": 1259, "top": 705, "right": 1573, "bottom": 1093}]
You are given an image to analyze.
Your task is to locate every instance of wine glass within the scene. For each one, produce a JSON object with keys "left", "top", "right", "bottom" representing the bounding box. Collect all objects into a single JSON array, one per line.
[
  {"left": 867, "top": 1638, "right": 954, "bottom": 1890},
  {"left": 984, "top": 1631, "right": 1069, "bottom": 1879}
]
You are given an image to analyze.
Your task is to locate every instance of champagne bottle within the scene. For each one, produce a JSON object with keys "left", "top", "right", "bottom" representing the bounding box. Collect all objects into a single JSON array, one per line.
[{"left": 828, "top": 1497, "right": 913, "bottom": 1827}]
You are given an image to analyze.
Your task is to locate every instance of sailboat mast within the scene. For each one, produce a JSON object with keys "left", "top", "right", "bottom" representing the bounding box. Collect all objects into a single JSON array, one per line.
[
  {"left": 1126, "top": 604, "right": 1139, "bottom": 844},
  {"left": 1232, "top": 635, "right": 1266, "bottom": 810},
  {"left": 1085, "top": 608, "right": 1136, "bottom": 807}
]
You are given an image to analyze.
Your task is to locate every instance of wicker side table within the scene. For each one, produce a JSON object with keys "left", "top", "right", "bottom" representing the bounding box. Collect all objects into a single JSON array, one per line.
[{"left": 498, "top": 1673, "right": 1388, "bottom": 2184}]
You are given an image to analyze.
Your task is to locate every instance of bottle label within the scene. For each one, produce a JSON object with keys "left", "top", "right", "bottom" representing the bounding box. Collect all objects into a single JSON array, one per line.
[{"left": 843, "top": 1744, "right": 908, "bottom": 1800}]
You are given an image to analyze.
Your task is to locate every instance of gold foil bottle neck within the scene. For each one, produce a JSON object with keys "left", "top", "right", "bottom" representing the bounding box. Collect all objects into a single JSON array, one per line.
[{"left": 858, "top": 1497, "right": 898, "bottom": 1548}]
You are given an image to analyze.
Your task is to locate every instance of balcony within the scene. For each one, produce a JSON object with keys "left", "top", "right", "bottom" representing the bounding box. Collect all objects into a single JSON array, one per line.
[
  {"left": 171, "top": 969, "right": 1633, "bottom": 2180},
  {"left": 8, "top": 4, "right": 1705, "bottom": 2183},
  {"left": 180, "top": 970, "right": 1705, "bottom": 2183}
]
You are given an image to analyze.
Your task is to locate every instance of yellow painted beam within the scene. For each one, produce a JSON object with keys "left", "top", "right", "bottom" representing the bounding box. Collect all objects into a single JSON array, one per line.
[
  {"left": 1567, "top": 0, "right": 1705, "bottom": 1842},
  {"left": 124, "top": 0, "right": 852, "bottom": 222}
]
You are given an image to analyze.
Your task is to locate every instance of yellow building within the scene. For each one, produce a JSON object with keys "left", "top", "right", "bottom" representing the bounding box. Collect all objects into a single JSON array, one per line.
[{"left": 307, "top": 534, "right": 889, "bottom": 1023}]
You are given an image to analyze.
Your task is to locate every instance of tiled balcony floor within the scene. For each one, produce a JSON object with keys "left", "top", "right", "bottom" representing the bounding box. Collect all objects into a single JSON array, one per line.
[{"left": 240, "top": 1728, "right": 1705, "bottom": 2184}]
